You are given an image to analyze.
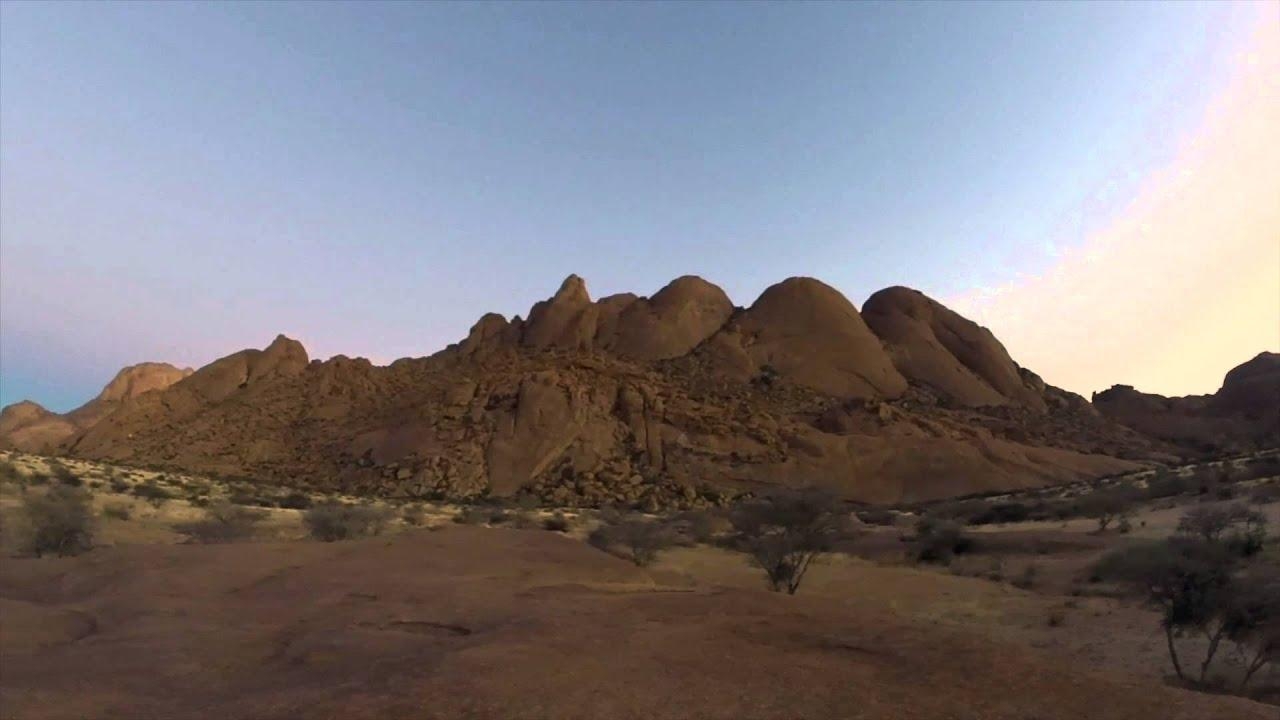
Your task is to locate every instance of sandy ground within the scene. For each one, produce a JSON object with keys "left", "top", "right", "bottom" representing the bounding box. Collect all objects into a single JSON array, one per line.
[
  {"left": 0, "top": 452, "right": 1276, "bottom": 719},
  {"left": 1, "top": 527, "right": 1272, "bottom": 720}
]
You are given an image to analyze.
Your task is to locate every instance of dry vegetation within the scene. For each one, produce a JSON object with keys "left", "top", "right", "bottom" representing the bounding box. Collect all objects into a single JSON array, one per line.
[{"left": 2, "top": 449, "right": 1279, "bottom": 717}]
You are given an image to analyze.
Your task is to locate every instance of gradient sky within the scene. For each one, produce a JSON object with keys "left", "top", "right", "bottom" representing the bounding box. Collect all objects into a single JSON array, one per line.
[{"left": 1, "top": 1, "right": 1276, "bottom": 412}]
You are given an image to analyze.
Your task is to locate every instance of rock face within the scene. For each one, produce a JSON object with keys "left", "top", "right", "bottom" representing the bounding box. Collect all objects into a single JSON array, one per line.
[
  {"left": 700, "top": 277, "right": 908, "bottom": 399},
  {"left": 862, "top": 286, "right": 1045, "bottom": 410},
  {"left": 15, "top": 274, "right": 1195, "bottom": 506},
  {"left": 1094, "top": 352, "right": 1280, "bottom": 454},
  {"left": 0, "top": 363, "right": 191, "bottom": 453}
]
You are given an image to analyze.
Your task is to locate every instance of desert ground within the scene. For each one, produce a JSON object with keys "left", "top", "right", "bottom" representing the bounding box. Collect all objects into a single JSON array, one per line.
[{"left": 1, "top": 451, "right": 1277, "bottom": 720}]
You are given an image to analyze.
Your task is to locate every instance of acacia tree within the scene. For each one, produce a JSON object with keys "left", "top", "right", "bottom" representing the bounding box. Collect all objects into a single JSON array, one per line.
[
  {"left": 1222, "top": 568, "right": 1280, "bottom": 690},
  {"left": 730, "top": 491, "right": 849, "bottom": 595},
  {"left": 1176, "top": 503, "right": 1267, "bottom": 556},
  {"left": 1096, "top": 537, "right": 1236, "bottom": 681}
]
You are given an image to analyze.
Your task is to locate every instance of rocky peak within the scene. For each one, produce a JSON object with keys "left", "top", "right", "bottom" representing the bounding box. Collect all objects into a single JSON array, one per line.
[{"left": 862, "top": 286, "right": 1046, "bottom": 411}]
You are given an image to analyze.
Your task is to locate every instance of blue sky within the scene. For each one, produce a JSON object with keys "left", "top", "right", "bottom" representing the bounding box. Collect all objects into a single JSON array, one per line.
[{"left": 0, "top": 1, "right": 1268, "bottom": 411}]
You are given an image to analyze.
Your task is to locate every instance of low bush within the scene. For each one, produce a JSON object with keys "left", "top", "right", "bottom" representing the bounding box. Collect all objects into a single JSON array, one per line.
[
  {"left": 1176, "top": 503, "right": 1267, "bottom": 557},
  {"left": 304, "top": 502, "right": 393, "bottom": 542},
  {"left": 48, "top": 461, "right": 81, "bottom": 487},
  {"left": 1145, "top": 469, "right": 1197, "bottom": 500},
  {"left": 402, "top": 504, "right": 426, "bottom": 527},
  {"left": 1081, "top": 489, "right": 1137, "bottom": 532},
  {"left": 0, "top": 458, "right": 22, "bottom": 483},
  {"left": 228, "top": 491, "right": 276, "bottom": 508},
  {"left": 173, "top": 501, "right": 265, "bottom": 543},
  {"left": 855, "top": 507, "right": 898, "bottom": 527},
  {"left": 19, "top": 486, "right": 95, "bottom": 557},
  {"left": 108, "top": 478, "right": 131, "bottom": 494},
  {"left": 588, "top": 519, "right": 673, "bottom": 567},
  {"left": 277, "top": 491, "right": 313, "bottom": 510},
  {"left": 132, "top": 481, "right": 174, "bottom": 505},
  {"left": 101, "top": 501, "right": 132, "bottom": 520},
  {"left": 912, "top": 516, "right": 973, "bottom": 564},
  {"left": 542, "top": 511, "right": 571, "bottom": 533},
  {"left": 454, "top": 505, "right": 511, "bottom": 525}
]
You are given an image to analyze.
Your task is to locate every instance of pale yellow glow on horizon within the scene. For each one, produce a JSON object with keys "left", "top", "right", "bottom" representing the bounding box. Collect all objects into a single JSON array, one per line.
[{"left": 948, "top": 10, "right": 1280, "bottom": 399}]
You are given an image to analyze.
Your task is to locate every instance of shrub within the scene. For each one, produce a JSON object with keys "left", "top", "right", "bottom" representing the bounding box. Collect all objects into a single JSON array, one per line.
[
  {"left": 588, "top": 519, "right": 673, "bottom": 567},
  {"left": 729, "top": 491, "right": 849, "bottom": 594},
  {"left": 855, "top": 508, "right": 898, "bottom": 527},
  {"left": 1014, "top": 563, "right": 1039, "bottom": 590},
  {"left": 912, "top": 516, "right": 973, "bottom": 564},
  {"left": 304, "top": 502, "right": 393, "bottom": 542},
  {"left": 101, "top": 501, "right": 132, "bottom": 520},
  {"left": 228, "top": 491, "right": 276, "bottom": 508},
  {"left": 1221, "top": 567, "right": 1280, "bottom": 690},
  {"left": 108, "top": 478, "right": 131, "bottom": 494},
  {"left": 1093, "top": 537, "right": 1236, "bottom": 682},
  {"left": 48, "top": 461, "right": 81, "bottom": 487},
  {"left": 402, "top": 504, "right": 426, "bottom": 527},
  {"left": 542, "top": 511, "right": 571, "bottom": 532},
  {"left": 277, "top": 491, "right": 313, "bottom": 510},
  {"left": 173, "top": 501, "right": 265, "bottom": 543},
  {"left": 1176, "top": 503, "right": 1267, "bottom": 557},
  {"left": 27, "top": 473, "right": 49, "bottom": 486},
  {"left": 1081, "top": 489, "right": 1136, "bottom": 532},
  {"left": 19, "top": 486, "right": 95, "bottom": 557},
  {"left": 454, "top": 505, "right": 510, "bottom": 525},
  {"left": 0, "top": 458, "right": 22, "bottom": 483},
  {"left": 1146, "top": 469, "right": 1196, "bottom": 500},
  {"left": 132, "top": 481, "right": 174, "bottom": 506},
  {"left": 672, "top": 509, "right": 720, "bottom": 544},
  {"left": 968, "top": 501, "right": 1032, "bottom": 526}
]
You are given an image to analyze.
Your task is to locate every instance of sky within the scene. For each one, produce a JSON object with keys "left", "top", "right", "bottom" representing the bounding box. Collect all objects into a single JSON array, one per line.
[{"left": 1, "top": 1, "right": 1276, "bottom": 412}]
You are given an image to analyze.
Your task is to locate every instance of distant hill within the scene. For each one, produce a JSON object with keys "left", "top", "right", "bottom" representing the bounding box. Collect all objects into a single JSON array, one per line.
[
  {"left": 0, "top": 363, "right": 191, "bottom": 454},
  {"left": 6, "top": 275, "right": 1268, "bottom": 505},
  {"left": 1093, "top": 351, "right": 1280, "bottom": 454}
]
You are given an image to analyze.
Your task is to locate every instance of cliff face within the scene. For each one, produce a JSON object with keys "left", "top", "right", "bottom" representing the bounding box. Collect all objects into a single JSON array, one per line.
[{"left": 1093, "top": 352, "right": 1280, "bottom": 454}]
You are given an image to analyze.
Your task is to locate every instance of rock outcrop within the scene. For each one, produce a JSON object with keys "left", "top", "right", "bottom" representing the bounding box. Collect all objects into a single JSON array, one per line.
[
  {"left": 0, "top": 363, "right": 191, "bottom": 453},
  {"left": 699, "top": 277, "right": 908, "bottom": 399},
  {"left": 1094, "top": 352, "right": 1280, "bottom": 454},
  {"left": 8, "top": 275, "right": 1200, "bottom": 506}
]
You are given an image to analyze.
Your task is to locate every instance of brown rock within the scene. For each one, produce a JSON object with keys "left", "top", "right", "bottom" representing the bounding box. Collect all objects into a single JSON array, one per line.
[
  {"left": 702, "top": 277, "right": 907, "bottom": 399},
  {"left": 862, "top": 286, "right": 1044, "bottom": 410}
]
